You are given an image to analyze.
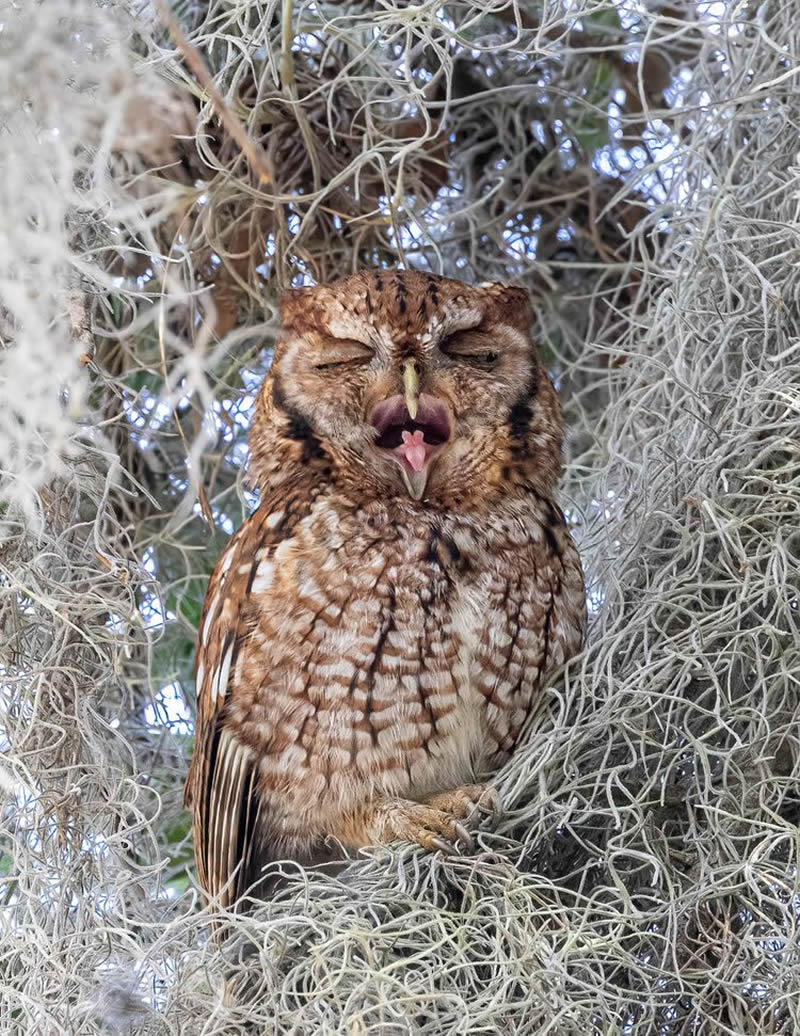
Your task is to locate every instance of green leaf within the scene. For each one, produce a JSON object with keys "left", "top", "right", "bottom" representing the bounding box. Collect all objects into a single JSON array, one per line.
[
  {"left": 164, "top": 814, "right": 192, "bottom": 847},
  {"left": 166, "top": 872, "right": 192, "bottom": 894},
  {"left": 574, "top": 60, "right": 616, "bottom": 153},
  {"left": 126, "top": 370, "right": 164, "bottom": 395},
  {"left": 166, "top": 576, "right": 208, "bottom": 630},
  {"left": 109, "top": 293, "right": 125, "bottom": 326},
  {"left": 574, "top": 117, "right": 609, "bottom": 155},
  {"left": 586, "top": 6, "right": 622, "bottom": 31}
]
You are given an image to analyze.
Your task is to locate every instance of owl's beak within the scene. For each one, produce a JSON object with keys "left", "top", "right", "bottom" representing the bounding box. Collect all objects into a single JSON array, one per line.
[
  {"left": 369, "top": 391, "right": 450, "bottom": 501},
  {"left": 402, "top": 360, "right": 420, "bottom": 420},
  {"left": 400, "top": 465, "right": 428, "bottom": 501}
]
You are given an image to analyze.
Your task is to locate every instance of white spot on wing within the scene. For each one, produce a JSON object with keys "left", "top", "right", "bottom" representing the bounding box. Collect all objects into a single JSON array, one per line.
[
  {"left": 202, "top": 597, "right": 218, "bottom": 644},
  {"left": 297, "top": 576, "right": 326, "bottom": 606},
  {"left": 211, "top": 639, "right": 235, "bottom": 702},
  {"left": 251, "top": 560, "right": 274, "bottom": 595},
  {"left": 274, "top": 540, "right": 292, "bottom": 563}
]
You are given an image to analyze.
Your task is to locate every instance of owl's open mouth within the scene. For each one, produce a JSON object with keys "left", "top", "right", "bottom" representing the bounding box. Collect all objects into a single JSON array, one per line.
[{"left": 369, "top": 393, "right": 450, "bottom": 499}]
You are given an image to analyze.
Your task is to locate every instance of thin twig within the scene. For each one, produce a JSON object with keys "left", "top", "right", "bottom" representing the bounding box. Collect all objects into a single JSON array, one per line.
[{"left": 153, "top": 0, "right": 273, "bottom": 186}]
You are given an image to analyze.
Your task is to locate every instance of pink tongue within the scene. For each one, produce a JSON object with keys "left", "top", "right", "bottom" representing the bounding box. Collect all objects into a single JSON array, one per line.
[{"left": 399, "top": 429, "right": 427, "bottom": 472}]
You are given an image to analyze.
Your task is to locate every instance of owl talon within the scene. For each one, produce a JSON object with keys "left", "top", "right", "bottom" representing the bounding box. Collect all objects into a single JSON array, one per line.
[
  {"left": 454, "top": 822, "right": 474, "bottom": 849},
  {"left": 424, "top": 783, "right": 502, "bottom": 833},
  {"left": 361, "top": 797, "right": 479, "bottom": 855}
]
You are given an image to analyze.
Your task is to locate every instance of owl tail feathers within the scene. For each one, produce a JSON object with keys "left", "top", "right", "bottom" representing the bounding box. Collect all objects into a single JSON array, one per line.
[{"left": 198, "top": 809, "right": 345, "bottom": 932}]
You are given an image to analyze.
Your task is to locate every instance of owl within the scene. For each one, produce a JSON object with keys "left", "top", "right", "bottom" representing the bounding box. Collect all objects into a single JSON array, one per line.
[{"left": 184, "top": 270, "right": 585, "bottom": 909}]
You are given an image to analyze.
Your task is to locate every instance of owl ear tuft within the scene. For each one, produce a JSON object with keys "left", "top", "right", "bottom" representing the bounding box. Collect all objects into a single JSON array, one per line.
[
  {"left": 278, "top": 287, "right": 311, "bottom": 327},
  {"left": 484, "top": 283, "right": 533, "bottom": 334}
]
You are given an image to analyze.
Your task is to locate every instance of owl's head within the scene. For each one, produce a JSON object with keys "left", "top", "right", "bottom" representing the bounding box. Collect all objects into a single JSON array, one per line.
[{"left": 251, "top": 270, "right": 563, "bottom": 509}]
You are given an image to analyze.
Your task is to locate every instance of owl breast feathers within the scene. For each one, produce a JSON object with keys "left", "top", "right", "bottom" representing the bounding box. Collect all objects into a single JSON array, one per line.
[{"left": 185, "top": 270, "right": 585, "bottom": 908}]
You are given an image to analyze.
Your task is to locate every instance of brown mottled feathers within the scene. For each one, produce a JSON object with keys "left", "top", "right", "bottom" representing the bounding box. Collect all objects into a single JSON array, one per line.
[
  {"left": 185, "top": 270, "right": 585, "bottom": 911},
  {"left": 186, "top": 495, "right": 311, "bottom": 907}
]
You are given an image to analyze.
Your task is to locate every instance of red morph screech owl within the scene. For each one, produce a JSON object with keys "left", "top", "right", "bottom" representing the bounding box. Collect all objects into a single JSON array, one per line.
[{"left": 185, "top": 269, "right": 586, "bottom": 909}]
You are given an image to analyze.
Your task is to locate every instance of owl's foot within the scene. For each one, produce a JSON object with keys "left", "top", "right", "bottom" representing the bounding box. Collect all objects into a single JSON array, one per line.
[
  {"left": 362, "top": 797, "right": 475, "bottom": 854},
  {"left": 424, "top": 783, "right": 502, "bottom": 831},
  {"left": 360, "top": 784, "right": 501, "bottom": 854}
]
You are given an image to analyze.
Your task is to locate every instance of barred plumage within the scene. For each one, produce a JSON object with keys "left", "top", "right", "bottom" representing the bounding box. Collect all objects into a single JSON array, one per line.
[{"left": 185, "top": 270, "right": 585, "bottom": 908}]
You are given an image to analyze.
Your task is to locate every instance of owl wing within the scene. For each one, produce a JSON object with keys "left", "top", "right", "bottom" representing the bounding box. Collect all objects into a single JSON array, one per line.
[{"left": 184, "top": 498, "right": 299, "bottom": 910}]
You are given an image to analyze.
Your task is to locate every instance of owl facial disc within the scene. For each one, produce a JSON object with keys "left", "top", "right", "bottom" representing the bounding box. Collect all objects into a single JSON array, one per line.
[{"left": 369, "top": 393, "right": 450, "bottom": 500}]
